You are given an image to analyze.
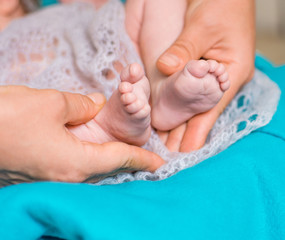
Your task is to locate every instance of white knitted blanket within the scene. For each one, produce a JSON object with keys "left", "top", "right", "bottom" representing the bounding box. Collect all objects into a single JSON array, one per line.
[{"left": 0, "top": 0, "right": 280, "bottom": 184}]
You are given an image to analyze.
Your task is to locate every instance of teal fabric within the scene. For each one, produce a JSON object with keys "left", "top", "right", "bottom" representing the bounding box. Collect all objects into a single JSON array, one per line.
[
  {"left": 40, "top": 0, "right": 125, "bottom": 7},
  {"left": 40, "top": 0, "right": 58, "bottom": 7},
  {"left": 255, "top": 55, "right": 285, "bottom": 139},
  {"left": 0, "top": 57, "right": 284, "bottom": 240}
]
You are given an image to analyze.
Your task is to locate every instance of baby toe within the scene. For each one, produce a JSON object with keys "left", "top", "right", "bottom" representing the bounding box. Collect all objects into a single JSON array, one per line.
[
  {"left": 220, "top": 80, "right": 231, "bottom": 91},
  {"left": 120, "top": 63, "right": 144, "bottom": 84},
  {"left": 125, "top": 99, "right": 144, "bottom": 114},
  {"left": 185, "top": 60, "right": 209, "bottom": 78},
  {"left": 121, "top": 92, "right": 137, "bottom": 105},
  {"left": 119, "top": 82, "right": 133, "bottom": 94},
  {"left": 207, "top": 60, "right": 219, "bottom": 73},
  {"left": 129, "top": 63, "right": 144, "bottom": 80},
  {"left": 214, "top": 63, "right": 226, "bottom": 77},
  {"left": 132, "top": 104, "right": 151, "bottom": 119},
  {"left": 218, "top": 72, "right": 229, "bottom": 83}
]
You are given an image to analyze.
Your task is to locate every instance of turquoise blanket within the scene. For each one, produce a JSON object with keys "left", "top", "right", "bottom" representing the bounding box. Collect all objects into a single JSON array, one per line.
[{"left": 0, "top": 56, "right": 284, "bottom": 240}]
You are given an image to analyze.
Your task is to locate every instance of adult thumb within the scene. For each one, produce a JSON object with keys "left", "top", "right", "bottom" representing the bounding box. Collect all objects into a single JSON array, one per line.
[
  {"left": 157, "top": 24, "right": 206, "bottom": 76},
  {"left": 63, "top": 92, "right": 106, "bottom": 125},
  {"left": 80, "top": 142, "right": 165, "bottom": 182}
]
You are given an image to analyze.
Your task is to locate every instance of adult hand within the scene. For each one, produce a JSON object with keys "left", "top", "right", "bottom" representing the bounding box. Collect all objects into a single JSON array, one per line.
[
  {"left": 156, "top": 0, "right": 255, "bottom": 152},
  {"left": 0, "top": 86, "right": 164, "bottom": 185}
]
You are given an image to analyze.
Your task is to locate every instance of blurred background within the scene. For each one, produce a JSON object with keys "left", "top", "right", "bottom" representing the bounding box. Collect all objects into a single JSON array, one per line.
[{"left": 256, "top": 0, "right": 285, "bottom": 65}]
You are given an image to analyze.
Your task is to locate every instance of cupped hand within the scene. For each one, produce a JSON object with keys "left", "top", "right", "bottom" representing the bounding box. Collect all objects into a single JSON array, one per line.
[
  {"left": 0, "top": 86, "right": 164, "bottom": 185},
  {"left": 157, "top": 0, "right": 256, "bottom": 152}
]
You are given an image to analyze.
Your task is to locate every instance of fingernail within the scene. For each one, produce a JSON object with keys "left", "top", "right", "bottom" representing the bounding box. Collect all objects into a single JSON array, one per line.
[
  {"left": 159, "top": 53, "right": 181, "bottom": 67},
  {"left": 91, "top": 93, "right": 106, "bottom": 105}
]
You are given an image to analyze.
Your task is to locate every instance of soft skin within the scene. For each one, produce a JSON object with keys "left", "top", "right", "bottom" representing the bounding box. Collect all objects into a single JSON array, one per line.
[
  {"left": 125, "top": 0, "right": 230, "bottom": 134},
  {"left": 156, "top": 0, "right": 256, "bottom": 152},
  {"left": 0, "top": 0, "right": 164, "bottom": 184},
  {"left": 0, "top": 86, "right": 164, "bottom": 183}
]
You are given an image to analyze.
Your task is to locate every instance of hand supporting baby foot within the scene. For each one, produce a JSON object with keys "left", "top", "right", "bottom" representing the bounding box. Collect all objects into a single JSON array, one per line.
[
  {"left": 155, "top": 0, "right": 254, "bottom": 152},
  {"left": 69, "top": 63, "right": 151, "bottom": 146},
  {"left": 151, "top": 59, "right": 230, "bottom": 131},
  {"left": 0, "top": 86, "right": 164, "bottom": 185}
]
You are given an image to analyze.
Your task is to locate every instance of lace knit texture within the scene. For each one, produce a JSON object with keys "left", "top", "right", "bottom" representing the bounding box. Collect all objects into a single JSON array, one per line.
[{"left": 0, "top": 0, "right": 280, "bottom": 185}]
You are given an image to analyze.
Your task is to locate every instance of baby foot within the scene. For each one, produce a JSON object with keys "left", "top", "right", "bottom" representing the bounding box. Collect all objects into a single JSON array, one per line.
[
  {"left": 69, "top": 63, "right": 151, "bottom": 146},
  {"left": 151, "top": 59, "right": 230, "bottom": 131}
]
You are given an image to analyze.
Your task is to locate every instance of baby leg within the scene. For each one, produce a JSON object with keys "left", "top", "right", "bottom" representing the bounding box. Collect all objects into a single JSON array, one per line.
[
  {"left": 128, "top": 0, "right": 230, "bottom": 131},
  {"left": 69, "top": 63, "right": 151, "bottom": 146}
]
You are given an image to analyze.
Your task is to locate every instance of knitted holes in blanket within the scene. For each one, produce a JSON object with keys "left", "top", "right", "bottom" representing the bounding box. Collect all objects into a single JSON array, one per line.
[{"left": 0, "top": 0, "right": 280, "bottom": 185}]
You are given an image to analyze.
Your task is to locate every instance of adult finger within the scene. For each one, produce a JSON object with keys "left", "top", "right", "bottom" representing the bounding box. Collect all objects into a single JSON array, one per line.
[
  {"left": 156, "top": 14, "right": 208, "bottom": 75},
  {"left": 157, "top": 130, "right": 169, "bottom": 145},
  {"left": 62, "top": 92, "right": 106, "bottom": 125},
  {"left": 179, "top": 111, "right": 217, "bottom": 152},
  {"left": 165, "top": 123, "right": 187, "bottom": 152},
  {"left": 82, "top": 142, "right": 165, "bottom": 178}
]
